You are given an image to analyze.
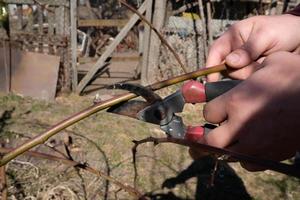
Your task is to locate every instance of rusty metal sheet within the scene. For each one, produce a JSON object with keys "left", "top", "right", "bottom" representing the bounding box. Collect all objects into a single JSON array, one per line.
[
  {"left": 11, "top": 51, "right": 60, "bottom": 100},
  {"left": 0, "top": 43, "right": 10, "bottom": 93}
]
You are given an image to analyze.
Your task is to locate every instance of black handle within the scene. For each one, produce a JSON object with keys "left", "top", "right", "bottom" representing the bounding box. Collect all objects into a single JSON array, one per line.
[{"left": 205, "top": 80, "right": 242, "bottom": 102}]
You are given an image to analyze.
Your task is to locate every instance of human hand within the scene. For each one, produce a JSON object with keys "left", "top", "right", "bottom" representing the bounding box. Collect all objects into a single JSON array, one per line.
[
  {"left": 206, "top": 14, "right": 300, "bottom": 81},
  {"left": 200, "top": 52, "right": 300, "bottom": 171}
]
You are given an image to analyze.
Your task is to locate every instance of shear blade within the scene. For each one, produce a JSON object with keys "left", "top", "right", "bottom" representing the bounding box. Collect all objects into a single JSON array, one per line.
[
  {"left": 107, "top": 100, "right": 149, "bottom": 120},
  {"left": 107, "top": 83, "right": 162, "bottom": 121},
  {"left": 107, "top": 83, "right": 162, "bottom": 103}
]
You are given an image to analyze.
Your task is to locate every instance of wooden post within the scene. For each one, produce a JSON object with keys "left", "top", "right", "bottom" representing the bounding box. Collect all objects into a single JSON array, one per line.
[
  {"left": 198, "top": 0, "right": 207, "bottom": 62},
  {"left": 206, "top": 0, "right": 213, "bottom": 47},
  {"left": 70, "top": 0, "right": 78, "bottom": 91},
  {"left": 141, "top": 0, "right": 153, "bottom": 85},
  {"left": 146, "top": 0, "right": 167, "bottom": 84},
  {"left": 76, "top": 1, "right": 147, "bottom": 94},
  {"left": 276, "top": 1, "right": 284, "bottom": 14}
]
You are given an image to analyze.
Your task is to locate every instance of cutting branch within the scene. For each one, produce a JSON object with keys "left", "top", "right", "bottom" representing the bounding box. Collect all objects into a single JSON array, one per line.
[
  {"left": 132, "top": 137, "right": 300, "bottom": 179},
  {"left": 0, "top": 64, "right": 226, "bottom": 167}
]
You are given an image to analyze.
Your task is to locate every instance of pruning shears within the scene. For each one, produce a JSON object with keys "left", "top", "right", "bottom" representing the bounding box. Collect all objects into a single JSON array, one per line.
[
  {"left": 106, "top": 79, "right": 300, "bottom": 178},
  {"left": 107, "top": 80, "right": 241, "bottom": 141}
]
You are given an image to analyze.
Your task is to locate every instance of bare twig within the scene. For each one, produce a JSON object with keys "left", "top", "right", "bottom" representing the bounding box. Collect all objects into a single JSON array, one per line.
[
  {"left": 119, "top": 0, "right": 188, "bottom": 74},
  {"left": 0, "top": 147, "right": 144, "bottom": 199},
  {"left": 209, "top": 159, "right": 218, "bottom": 187},
  {"left": 0, "top": 64, "right": 226, "bottom": 167},
  {"left": 0, "top": 143, "right": 7, "bottom": 200},
  {"left": 132, "top": 140, "right": 139, "bottom": 188},
  {"left": 132, "top": 137, "right": 300, "bottom": 178}
]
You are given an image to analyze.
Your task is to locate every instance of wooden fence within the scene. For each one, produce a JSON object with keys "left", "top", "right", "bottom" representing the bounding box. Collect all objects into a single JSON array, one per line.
[{"left": 2, "top": 0, "right": 76, "bottom": 92}]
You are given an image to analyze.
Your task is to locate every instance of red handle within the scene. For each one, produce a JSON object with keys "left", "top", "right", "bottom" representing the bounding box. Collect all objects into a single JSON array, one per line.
[
  {"left": 185, "top": 126, "right": 205, "bottom": 141},
  {"left": 181, "top": 80, "right": 206, "bottom": 103}
]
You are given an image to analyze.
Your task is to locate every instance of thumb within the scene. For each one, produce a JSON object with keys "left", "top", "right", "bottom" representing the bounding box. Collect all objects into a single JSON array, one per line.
[{"left": 226, "top": 31, "right": 273, "bottom": 69}]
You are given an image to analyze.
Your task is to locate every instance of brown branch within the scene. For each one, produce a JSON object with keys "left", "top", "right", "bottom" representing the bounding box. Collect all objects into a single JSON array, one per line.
[
  {"left": 0, "top": 147, "right": 144, "bottom": 199},
  {"left": 0, "top": 64, "right": 226, "bottom": 167},
  {"left": 119, "top": 0, "right": 189, "bottom": 74},
  {"left": 0, "top": 143, "right": 7, "bottom": 200},
  {"left": 132, "top": 137, "right": 300, "bottom": 178}
]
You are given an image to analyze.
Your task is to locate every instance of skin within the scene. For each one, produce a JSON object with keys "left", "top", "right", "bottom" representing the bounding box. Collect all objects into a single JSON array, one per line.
[{"left": 191, "top": 14, "right": 300, "bottom": 171}]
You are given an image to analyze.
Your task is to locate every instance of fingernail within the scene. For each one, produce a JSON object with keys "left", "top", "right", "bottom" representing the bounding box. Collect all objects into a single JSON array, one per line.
[{"left": 227, "top": 53, "right": 240, "bottom": 64}]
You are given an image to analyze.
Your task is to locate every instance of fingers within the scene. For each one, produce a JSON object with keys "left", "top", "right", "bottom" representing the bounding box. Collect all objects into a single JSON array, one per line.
[
  {"left": 206, "top": 18, "right": 274, "bottom": 82},
  {"left": 203, "top": 96, "right": 227, "bottom": 124},
  {"left": 227, "top": 61, "right": 262, "bottom": 80},
  {"left": 201, "top": 123, "right": 238, "bottom": 148},
  {"left": 206, "top": 33, "right": 234, "bottom": 82},
  {"left": 225, "top": 48, "right": 252, "bottom": 68}
]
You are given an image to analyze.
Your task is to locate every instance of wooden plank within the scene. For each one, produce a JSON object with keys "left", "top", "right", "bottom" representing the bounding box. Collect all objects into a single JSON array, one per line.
[
  {"left": 16, "top": 4, "right": 23, "bottom": 31},
  {"left": 64, "top": 3, "right": 71, "bottom": 91},
  {"left": 3, "top": 0, "right": 68, "bottom": 6},
  {"left": 141, "top": 0, "right": 153, "bottom": 85},
  {"left": 0, "top": 41, "right": 10, "bottom": 93},
  {"left": 47, "top": 6, "right": 55, "bottom": 35},
  {"left": 37, "top": 5, "right": 44, "bottom": 53},
  {"left": 76, "top": 1, "right": 147, "bottom": 94},
  {"left": 70, "top": 0, "right": 78, "bottom": 91},
  {"left": 25, "top": 5, "right": 34, "bottom": 32},
  {"left": 37, "top": 6, "right": 43, "bottom": 34},
  {"left": 64, "top": 3, "right": 70, "bottom": 34},
  {"left": 47, "top": 5, "right": 55, "bottom": 54},
  {"left": 78, "top": 19, "right": 129, "bottom": 27},
  {"left": 198, "top": 0, "right": 207, "bottom": 62},
  {"left": 55, "top": 6, "right": 65, "bottom": 35},
  {"left": 206, "top": 0, "right": 213, "bottom": 46},
  {"left": 10, "top": 51, "right": 60, "bottom": 100},
  {"left": 146, "top": 0, "right": 167, "bottom": 84}
]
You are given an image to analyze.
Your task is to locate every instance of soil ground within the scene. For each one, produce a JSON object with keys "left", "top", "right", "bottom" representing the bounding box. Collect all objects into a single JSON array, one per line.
[{"left": 0, "top": 92, "right": 299, "bottom": 200}]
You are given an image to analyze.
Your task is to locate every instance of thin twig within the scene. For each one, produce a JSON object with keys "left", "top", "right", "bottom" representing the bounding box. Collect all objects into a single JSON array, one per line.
[
  {"left": 119, "top": 0, "right": 188, "bottom": 74},
  {"left": 0, "top": 143, "right": 7, "bottom": 200},
  {"left": 209, "top": 159, "right": 218, "bottom": 187},
  {"left": 0, "top": 64, "right": 226, "bottom": 167},
  {"left": 0, "top": 147, "right": 144, "bottom": 199},
  {"left": 132, "top": 137, "right": 300, "bottom": 178}
]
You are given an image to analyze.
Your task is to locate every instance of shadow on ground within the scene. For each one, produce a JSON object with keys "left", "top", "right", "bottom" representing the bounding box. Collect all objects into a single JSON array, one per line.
[{"left": 144, "top": 156, "right": 251, "bottom": 200}]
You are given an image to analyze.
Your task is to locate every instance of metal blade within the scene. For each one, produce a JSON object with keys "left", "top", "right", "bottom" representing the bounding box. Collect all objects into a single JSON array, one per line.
[
  {"left": 107, "top": 83, "right": 162, "bottom": 103},
  {"left": 107, "top": 100, "right": 149, "bottom": 120},
  {"left": 107, "top": 83, "right": 163, "bottom": 123}
]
